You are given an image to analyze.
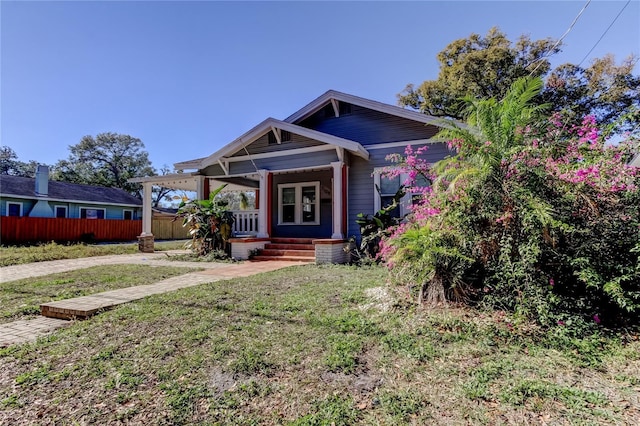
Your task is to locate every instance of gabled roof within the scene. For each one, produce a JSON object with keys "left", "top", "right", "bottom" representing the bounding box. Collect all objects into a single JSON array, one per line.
[
  {"left": 0, "top": 175, "right": 142, "bottom": 206},
  {"left": 197, "top": 117, "right": 369, "bottom": 170},
  {"left": 284, "top": 89, "right": 450, "bottom": 127}
]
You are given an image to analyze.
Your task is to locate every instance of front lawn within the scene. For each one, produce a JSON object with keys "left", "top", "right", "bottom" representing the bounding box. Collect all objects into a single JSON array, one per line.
[
  {"left": 0, "top": 240, "right": 189, "bottom": 267},
  {"left": 1, "top": 265, "right": 638, "bottom": 425},
  {"left": 0, "top": 265, "right": 201, "bottom": 323}
]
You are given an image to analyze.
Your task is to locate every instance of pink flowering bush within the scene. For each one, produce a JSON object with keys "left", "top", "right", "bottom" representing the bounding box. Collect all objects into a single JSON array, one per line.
[{"left": 380, "top": 77, "right": 640, "bottom": 328}]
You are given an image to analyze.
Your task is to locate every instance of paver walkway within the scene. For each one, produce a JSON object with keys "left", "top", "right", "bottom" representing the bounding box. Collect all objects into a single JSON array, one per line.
[{"left": 0, "top": 253, "right": 309, "bottom": 347}]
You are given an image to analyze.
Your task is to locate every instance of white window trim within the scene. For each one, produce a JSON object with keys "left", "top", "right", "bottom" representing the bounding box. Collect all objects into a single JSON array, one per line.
[
  {"left": 54, "top": 205, "right": 68, "bottom": 218},
  {"left": 80, "top": 207, "right": 106, "bottom": 219},
  {"left": 123, "top": 209, "right": 134, "bottom": 220},
  {"left": 373, "top": 168, "right": 428, "bottom": 217},
  {"left": 6, "top": 201, "right": 23, "bottom": 217},
  {"left": 277, "top": 181, "right": 320, "bottom": 226}
]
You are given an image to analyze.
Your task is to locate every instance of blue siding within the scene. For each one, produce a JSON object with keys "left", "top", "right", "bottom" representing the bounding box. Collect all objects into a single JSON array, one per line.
[
  {"left": 346, "top": 142, "right": 450, "bottom": 240},
  {"left": 0, "top": 196, "right": 141, "bottom": 219},
  {"left": 271, "top": 170, "right": 333, "bottom": 238},
  {"left": 229, "top": 132, "right": 324, "bottom": 157},
  {"left": 299, "top": 104, "right": 439, "bottom": 145},
  {"left": 1, "top": 197, "right": 35, "bottom": 217}
]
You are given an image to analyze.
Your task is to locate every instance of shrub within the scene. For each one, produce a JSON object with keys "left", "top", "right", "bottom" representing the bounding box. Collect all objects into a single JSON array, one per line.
[{"left": 381, "top": 77, "right": 640, "bottom": 329}]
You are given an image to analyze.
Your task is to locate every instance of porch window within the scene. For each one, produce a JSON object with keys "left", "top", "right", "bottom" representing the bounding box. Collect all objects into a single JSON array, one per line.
[
  {"left": 80, "top": 207, "right": 105, "bottom": 219},
  {"left": 278, "top": 182, "right": 320, "bottom": 225}
]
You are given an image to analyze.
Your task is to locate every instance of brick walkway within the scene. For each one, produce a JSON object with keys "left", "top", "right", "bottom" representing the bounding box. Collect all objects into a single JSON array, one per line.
[{"left": 0, "top": 254, "right": 309, "bottom": 347}]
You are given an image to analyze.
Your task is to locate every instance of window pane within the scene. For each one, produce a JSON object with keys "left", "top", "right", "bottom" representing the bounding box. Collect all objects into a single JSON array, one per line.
[
  {"left": 282, "top": 205, "right": 295, "bottom": 223},
  {"left": 381, "top": 196, "right": 400, "bottom": 218},
  {"left": 282, "top": 187, "right": 296, "bottom": 204},
  {"left": 97, "top": 210, "right": 105, "bottom": 219},
  {"left": 302, "top": 205, "right": 316, "bottom": 222},
  {"left": 302, "top": 186, "right": 316, "bottom": 203},
  {"left": 124, "top": 211, "right": 133, "bottom": 220},
  {"left": 414, "top": 174, "right": 429, "bottom": 188},
  {"left": 380, "top": 175, "right": 400, "bottom": 195},
  {"left": 56, "top": 207, "right": 66, "bottom": 218},
  {"left": 8, "top": 203, "right": 20, "bottom": 217}
]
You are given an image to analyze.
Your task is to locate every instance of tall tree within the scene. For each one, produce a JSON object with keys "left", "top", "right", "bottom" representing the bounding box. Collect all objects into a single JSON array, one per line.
[
  {"left": 0, "top": 146, "right": 41, "bottom": 177},
  {"left": 52, "top": 132, "right": 155, "bottom": 198},
  {"left": 398, "top": 27, "right": 559, "bottom": 120},
  {"left": 399, "top": 28, "right": 640, "bottom": 131}
]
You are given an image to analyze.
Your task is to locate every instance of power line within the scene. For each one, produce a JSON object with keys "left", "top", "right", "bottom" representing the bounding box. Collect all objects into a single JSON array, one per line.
[
  {"left": 528, "top": 0, "right": 591, "bottom": 76},
  {"left": 577, "top": 0, "right": 632, "bottom": 67}
]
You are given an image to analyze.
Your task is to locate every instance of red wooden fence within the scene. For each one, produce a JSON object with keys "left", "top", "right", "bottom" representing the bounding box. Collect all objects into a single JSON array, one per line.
[{"left": 1, "top": 217, "right": 142, "bottom": 244}]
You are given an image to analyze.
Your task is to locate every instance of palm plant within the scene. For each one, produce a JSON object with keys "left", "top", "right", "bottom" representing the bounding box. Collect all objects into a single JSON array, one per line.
[
  {"left": 433, "top": 76, "right": 548, "bottom": 189},
  {"left": 176, "top": 184, "right": 236, "bottom": 256}
]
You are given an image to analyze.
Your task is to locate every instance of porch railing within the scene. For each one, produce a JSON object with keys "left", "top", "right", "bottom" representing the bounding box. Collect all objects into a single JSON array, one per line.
[{"left": 232, "top": 210, "right": 258, "bottom": 235}]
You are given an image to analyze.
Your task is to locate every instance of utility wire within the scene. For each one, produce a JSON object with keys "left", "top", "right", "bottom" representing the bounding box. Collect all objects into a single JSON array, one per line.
[
  {"left": 577, "top": 0, "right": 631, "bottom": 67},
  {"left": 528, "top": 0, "right": 591, "bottom": 76}
]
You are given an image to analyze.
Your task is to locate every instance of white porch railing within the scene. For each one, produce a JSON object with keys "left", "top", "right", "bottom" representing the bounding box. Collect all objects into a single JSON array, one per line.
[{"left": 232, "top": 210, "right": 259, "bottom": 235}]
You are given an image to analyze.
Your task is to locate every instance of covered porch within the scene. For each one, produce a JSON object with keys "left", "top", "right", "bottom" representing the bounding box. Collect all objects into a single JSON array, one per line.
[{"left": 130, "top": 164, "right": 351, "bottom": 264}]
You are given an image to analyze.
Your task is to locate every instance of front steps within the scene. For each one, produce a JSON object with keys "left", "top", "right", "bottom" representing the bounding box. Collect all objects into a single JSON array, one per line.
[{"left": 251, "top": 238, "right": 315, "bottom": 262}]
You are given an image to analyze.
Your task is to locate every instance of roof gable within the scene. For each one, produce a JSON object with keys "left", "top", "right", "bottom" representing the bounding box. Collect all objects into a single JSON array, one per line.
[
  {"left": 284, "top": 90, "right": 448, "bottom": 128},
  {"left": 197, "top": 118, "right": 369, "bottom": 170}
]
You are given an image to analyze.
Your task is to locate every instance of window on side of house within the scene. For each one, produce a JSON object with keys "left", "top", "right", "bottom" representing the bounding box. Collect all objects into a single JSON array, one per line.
[
  {"left": 278, "top": 182, "right": 320, "bottom": 225},
  {"left": 55, "top": 206, "right": 67, "bottom": 218},
  {"left": 123, "top": 210, "right": 133, "bottom": 220},
  {"left": 373, "top": 168, "right": 430, "bottom": 218},
  {"left": 7, "top": 202, "right": 22, "bottom": 217},
  {"left": 80, "top": 208, "right": 105, "bottom": 219}
]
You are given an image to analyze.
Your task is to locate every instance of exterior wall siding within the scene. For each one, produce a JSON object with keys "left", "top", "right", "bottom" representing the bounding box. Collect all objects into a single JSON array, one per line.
[
  {"left": 229, "top": 132, "right": 324, "bottom": 157},
  {"left": 1, "top": 197, "right": 35, "bottom": 217},
  {"left": 299, "top": 104, "right": 439, "bottom": 145},
  {"left": 1, "top": 197, "right": 141, "bottom": 220},
  {"left": 346, "top": 142, "right": 450, "bottom": 240}
]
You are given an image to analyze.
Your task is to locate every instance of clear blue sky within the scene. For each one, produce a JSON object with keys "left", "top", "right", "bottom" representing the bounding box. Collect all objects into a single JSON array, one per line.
[{"left": 2, "top": 0, "right": 639, "bottom": 171}]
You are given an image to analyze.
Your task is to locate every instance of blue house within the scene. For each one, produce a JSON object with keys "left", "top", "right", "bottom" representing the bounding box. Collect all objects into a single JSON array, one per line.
[
  {"left": 132, "top": 90, "right": 451, "bottom": 261},
  {"left": 1, "top": 165, "right": 142, "bottom": 220}
]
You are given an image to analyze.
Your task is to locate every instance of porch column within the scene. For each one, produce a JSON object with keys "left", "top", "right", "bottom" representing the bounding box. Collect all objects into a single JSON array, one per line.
[
  {"left": 138, "top": 182, "right": 155, "bottom": 253},
  {"left": 330, "top": 161, "right": 345, "bottom": 239},
  {"left": 196, "top": 176, "right": 207, "bottom": 200},
  {"left": 257, "top": 169, "right": 270, "bottom": 238},
  {"left": 141, "top": 182, "right": 153, "bottom": 236}
]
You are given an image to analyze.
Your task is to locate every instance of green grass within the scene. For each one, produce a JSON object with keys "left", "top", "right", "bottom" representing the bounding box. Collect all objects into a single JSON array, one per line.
[
  {"left": 0, "top": 264, "right": 638, "bottom": 425},
  {"left": 0, "top": 265, "right": 201, "bottom": 323},
  {"left": 0, "top": 240, "right": 188, "bottom": 267}
]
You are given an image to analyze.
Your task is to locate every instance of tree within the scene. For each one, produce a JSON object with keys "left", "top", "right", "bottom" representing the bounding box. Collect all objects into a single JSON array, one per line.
[
  {"left": 398, "top": 27, "right": 560, "bottom": 120},
  {"left": 0, "top": 146, "right": 41, "bottom": 178},
  {"left": 52, "top": 132, "right": 156, "bottom": 198},
  {"left": 399, "top": 28, "right": 640, "bottom": 131},
  {"left": 543, "top": 54, "right": 640, "bottom": 133}
]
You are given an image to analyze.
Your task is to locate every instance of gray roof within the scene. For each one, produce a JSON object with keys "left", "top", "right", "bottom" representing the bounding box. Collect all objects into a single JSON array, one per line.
[{"left": 0, "top": 175, "right": 142, "bottom": 206}]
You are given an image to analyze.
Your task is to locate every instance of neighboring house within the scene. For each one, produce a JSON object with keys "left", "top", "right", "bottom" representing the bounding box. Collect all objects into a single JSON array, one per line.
[
  {"left": 1, "top": 165, "right": 142, "bottom": 220},
  {"left": 131, "top": 90, "right": 453, "bottom": 261}
]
